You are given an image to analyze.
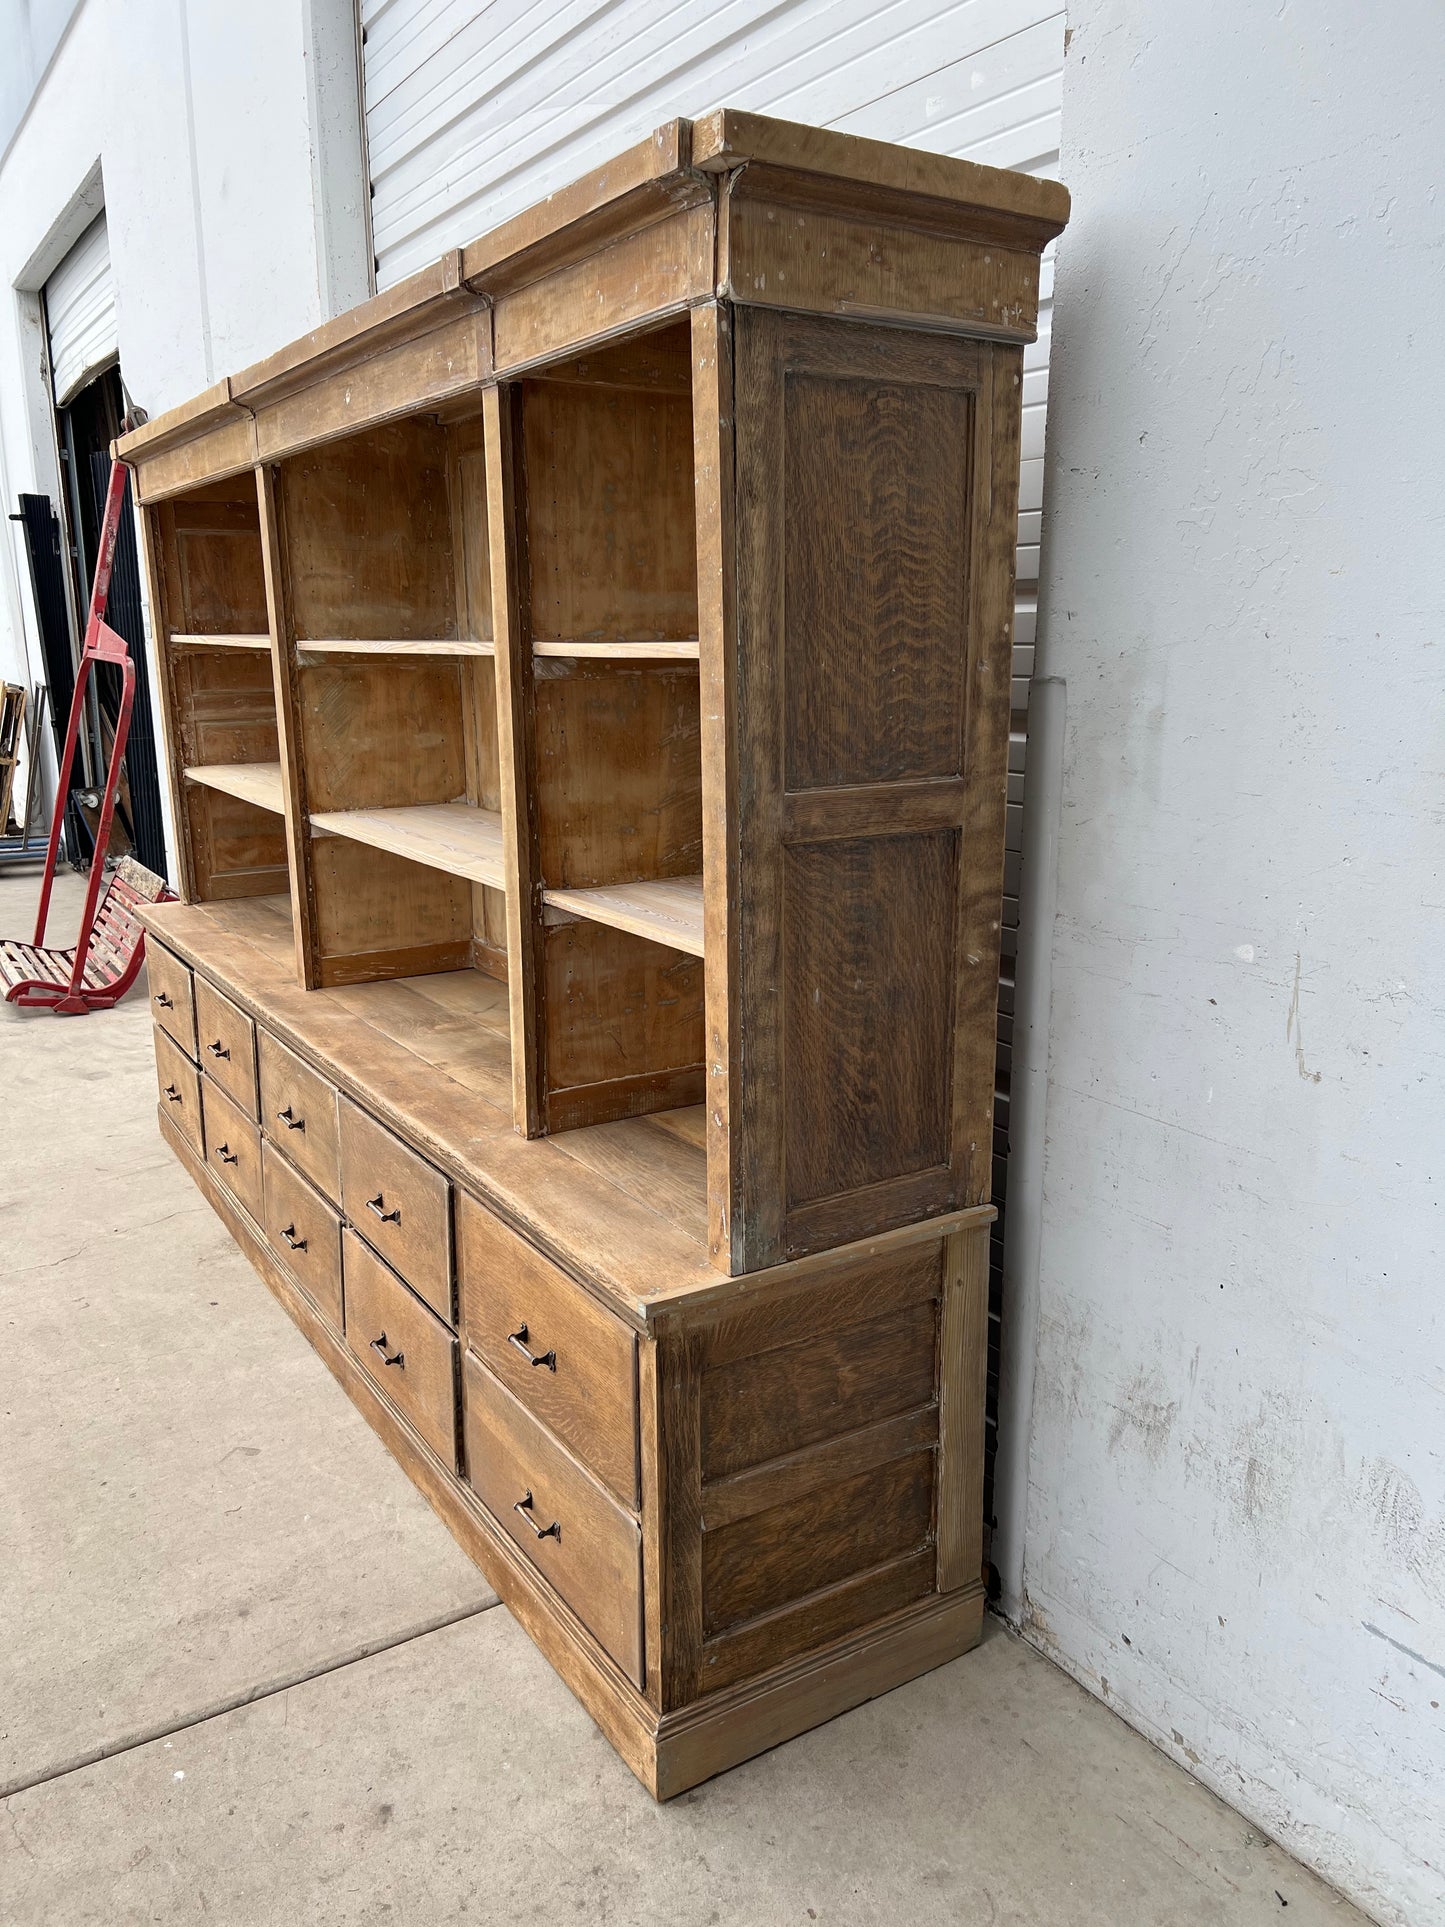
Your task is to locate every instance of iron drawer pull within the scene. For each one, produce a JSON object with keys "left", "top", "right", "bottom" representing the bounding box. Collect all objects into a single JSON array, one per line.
[
  {"left": 154, "top": 990, "right": 173, "bottom": 1009},
  {"left": 280, "top": 1224, "right": 307, "bottom": 1252},
  {"left": 276, "top": 1106, "right": 305, "bottom": 1132},
  {"left": 513, "top": 1491, "right": 560, "bottom": 1541},
  {"left": 163, "top": 1083, "right": 183, "bottom": 1103},
  {"left": 508, "top": 1324, "right": 556, "bottom": 1372},
  {"left": 215, "top": 1142, "right": 238, "bottom": 1165},
  {"left": 366, "top": 1194, "right": 401, "bottom": 1224},
  {"left": 207, "top": 1039, "right": 230, "bottom": 1061},
  {"left": 370, "top": 1332, "right": 404, "bottom": 1368}
]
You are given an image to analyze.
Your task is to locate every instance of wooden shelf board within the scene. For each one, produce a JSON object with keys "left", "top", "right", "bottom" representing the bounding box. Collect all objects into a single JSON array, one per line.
[
  {"left": 309, "top": 801, "right": 506, "bottom": 890},
  {"left": 171, "top": 633, "right": 270, "bottom": 650},
  {"left": 298, "top": 638, "right": 495, "bottom": 658},
  {"left": 533, "top": 639, "right": 699, "bottom": 662},
  {"left": 543, "top": 874, "right": 704, "bottom": 957},
  {"left": 185, "top": 762, "right": 286, "bottom": 814}
]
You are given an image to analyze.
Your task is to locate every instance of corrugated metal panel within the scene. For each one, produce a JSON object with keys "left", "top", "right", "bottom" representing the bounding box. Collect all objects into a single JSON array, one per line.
[{"left": 45, "top": 215, "right": 118, "bottom": 407}]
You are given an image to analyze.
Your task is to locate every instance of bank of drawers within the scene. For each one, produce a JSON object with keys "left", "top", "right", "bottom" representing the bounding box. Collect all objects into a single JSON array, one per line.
[{"left": 147, "top": 937, "right": 645, "bottom": 1686}]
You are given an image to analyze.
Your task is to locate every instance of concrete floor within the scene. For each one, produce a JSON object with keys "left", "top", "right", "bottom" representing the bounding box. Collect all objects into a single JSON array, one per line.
[{"left": 0, "top": 868, "right": 1367, "bottom": 1926}]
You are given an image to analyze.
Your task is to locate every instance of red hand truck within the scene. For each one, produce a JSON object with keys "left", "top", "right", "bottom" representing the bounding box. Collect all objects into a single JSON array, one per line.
[{"left": 0, "top": 458, "right": 171, "bottom": 1012}]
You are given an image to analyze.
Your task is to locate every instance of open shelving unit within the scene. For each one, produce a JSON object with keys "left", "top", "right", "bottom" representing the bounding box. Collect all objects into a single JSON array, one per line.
[{"left": 123, "top": 108, "right": 1067, "bottom": 1804}]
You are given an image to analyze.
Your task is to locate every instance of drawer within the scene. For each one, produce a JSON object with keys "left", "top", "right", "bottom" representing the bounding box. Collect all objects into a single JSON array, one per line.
[
  {"left": 200, "top": 1076, "right": 263, "bottom": 1222},
  {"left": 153, "top": 1025, "right": 203, "bottom": 1157},
  {"left": 464, "top": 1354, "right": 642, "bottom": 1687},
  {"left": 342, "top": 1230, "right": 458, "bottom": 1467},
  {"left": 457, "top": 1192, "right": 638, "bottom": 1506},
  {"left": 146, "top": 943, "right": 196, "bottom": 1056},
  {"left": 258, "top": 1031, "right": 341, "bottom": 1202},
  {"left": 193, "top": 977, "right": 258, "bottom": 1119},
  {"left": 338, "top": 1097, "right": 452, "bottom": 1322},
  {"left": 263, "top": 1138, "right": 343, "bottom": 1330}
]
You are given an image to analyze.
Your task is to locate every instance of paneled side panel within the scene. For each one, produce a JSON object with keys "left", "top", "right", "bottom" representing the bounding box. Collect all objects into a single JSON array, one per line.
[
  {"left": 727, "top": 309, "right": 1010, "bottom": 1268},
  {"left": 782, "top": 830, "right": 958, "bottom": 1210},
  {"left": 784, "top": 375, "right": 970, "bottom": 788}
]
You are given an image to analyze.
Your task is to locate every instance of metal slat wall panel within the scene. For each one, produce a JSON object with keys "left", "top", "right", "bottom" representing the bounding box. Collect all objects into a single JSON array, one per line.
[
  {"left": 360, "top": 0, "right": 1065, "bottom": 1577},
  {"left": 45, "top": 216, "right": 118, "bottom": 407}
]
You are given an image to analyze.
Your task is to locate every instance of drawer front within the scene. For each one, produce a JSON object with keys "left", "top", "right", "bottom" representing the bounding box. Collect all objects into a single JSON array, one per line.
[
  {"left": 457, "top": 1192, "right": 638, "bottom": 1505},
  {"left": 342, "top": 1230, "right": 458, "bottom": 1467},
  {"left": 263, "top": 1138, "right": 343, "bottom": 1329},
  {"left": 338, "top": 1097, "right": 452, "bottom": 1322},
  {"left": 200, "top": 1076, "right": 264, "bottom": 1222},
  {"left": 194, "top": 977, "right": 259, "bottom": 1119},
  {"left": 258, "top": 1030, "right": 341, "bottom": 1202},
  {"left": 147, "top": 944, "right": 196, "bottom": 1057},
  {"left": 463, "top": 1354, "right": 642, "bottom": 1687},
  {"left": 153, "top": 1025, "right": 203, "bottom": 1157}
]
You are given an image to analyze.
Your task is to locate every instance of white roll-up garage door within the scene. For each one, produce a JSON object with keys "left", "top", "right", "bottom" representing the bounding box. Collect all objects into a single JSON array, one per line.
[{"left": 45, "top": 214, "right": 118, "bottom": 407}]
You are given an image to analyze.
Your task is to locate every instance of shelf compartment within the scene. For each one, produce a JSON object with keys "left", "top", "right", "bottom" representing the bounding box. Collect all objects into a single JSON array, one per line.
[
  {"left": 171, "top": 633, "right": 271, "bottom": 651},
  {"left": 533, "top": 639, "right": 699, "bottom": 662},
  {"left": 185, "top": 762, "right": 286, "bottom": 815},
  {"left": 543, "top": 875, "right": 703, "bottom": 958},
  {"left": 308, "top": 802, "right": 506, "bottom": 892},
  {"left": 299, "top": 638, "right": 495, "bottom": 658}
]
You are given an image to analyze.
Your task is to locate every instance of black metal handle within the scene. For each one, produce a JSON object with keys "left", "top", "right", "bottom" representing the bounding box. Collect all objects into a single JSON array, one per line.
[
  {"left": 154, "top": 990, "right": 173, "bottom": 1009},
  {"left": 513, "top": 1491, "right": 560, "bottom": 1541},
  {"left": 280, "top": 1224, "right": 307, "bottom": 1252},
  {"left": 207, "top": 1039, "right": 230, "bottom": 1061},
  {"left": 366, "top": 1194, "right": 401, "bottom": 1225},
  {"left": 370, "top": 1332, "right": 404, "bottom": 1368},
  {"left": 276, "top": 1105, "right": 305, "bottom": 1132},
  {"left": 163, "top": 1083, "right": 184, "bottom": 1103},
  {"left": 508, "top": 1324, "right": 556, "bottom": 1372},
  {"left": 215, "top": 1142, "right": 238, "bottom": 1165}
]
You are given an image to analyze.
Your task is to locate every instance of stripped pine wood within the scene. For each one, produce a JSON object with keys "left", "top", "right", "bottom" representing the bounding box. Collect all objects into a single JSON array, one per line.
[
  {"left": 307, "top": 801, "right": 507, "bottom": 890},
  {"left": 542, "top": 875, "right": 704, "bottom": 957},
  {"left": 120, "top": 111, "right": 1064, "bottom": 1802},
  {"left": 185, "top": 761, "right": 285, "bottom": 814}
]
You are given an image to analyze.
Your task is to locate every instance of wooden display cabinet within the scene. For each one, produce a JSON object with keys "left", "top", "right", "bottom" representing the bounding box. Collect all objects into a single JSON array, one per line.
[{"left": 120, "top": 110, "right": 1067, "bottom": 1796}]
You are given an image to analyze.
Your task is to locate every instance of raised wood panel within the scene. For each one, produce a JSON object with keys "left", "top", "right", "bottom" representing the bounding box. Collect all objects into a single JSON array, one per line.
[
  {"left": 701, "top": 1449, "right": 934, "bottom": 1638},
  {"left": 175, "top": 652, "right": 278, "bottom": 767},
  {"left": 782, "top": 830, "right": 958, "bottom": 1210},
  {"left": 701, "top": 1297, "right": 938, "bottom": 1481},
  {"left": 726, "top": 307, "right": 1013, "bottom": 1268},
  {"left": 542, "top": 919, "right": 705, "bottom": 1131},
  {"left": 523, "top": 358, "right": 697, "bottom": 643},
  {"left": 297, "top": 658, "right": 467, "bottom": 813},
  {"left": 782, "top": 372, "right": 971, "bottom": 789},
  {"left": 183, "top": 788, "right": 289, "bottom": 903},
  {"left": 281, "top": 418, "right": 457, "bottom": 642},
  {"left": 310, "top": 833, "right": 471, "bottom": 985},
  {"left": 164, "top": 483, "right": 269, "bottom": 636},
  {"left": 535, "top": 663, "right": 701, "bottom": 889}
]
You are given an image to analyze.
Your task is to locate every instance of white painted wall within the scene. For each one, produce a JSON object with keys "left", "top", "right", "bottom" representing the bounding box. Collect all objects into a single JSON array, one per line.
[
  {"left": 1025, "top": 5, "right": 1445, "bottom": 1923},
  {"left": 0, "top": 0, "right": 367, "bottom": 846}
]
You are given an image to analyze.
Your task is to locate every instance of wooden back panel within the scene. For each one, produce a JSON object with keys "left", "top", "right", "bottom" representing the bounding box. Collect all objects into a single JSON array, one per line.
[{"left": 707, "top": 309, "right": 1021, "bottom": 1270}]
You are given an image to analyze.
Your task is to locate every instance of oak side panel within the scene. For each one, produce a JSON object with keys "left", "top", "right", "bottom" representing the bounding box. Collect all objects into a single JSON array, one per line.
[{"left": 728, "top": 309, "right": 1017, "bottom": 1267}]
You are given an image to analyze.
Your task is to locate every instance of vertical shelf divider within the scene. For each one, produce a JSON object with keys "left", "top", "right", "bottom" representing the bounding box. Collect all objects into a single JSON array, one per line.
[
  {"left": 484, "top": 382, "right": 544, "bottom": 1138},
  {"left": 256, "top": 462, "right": 321, "bottom": 989}
]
